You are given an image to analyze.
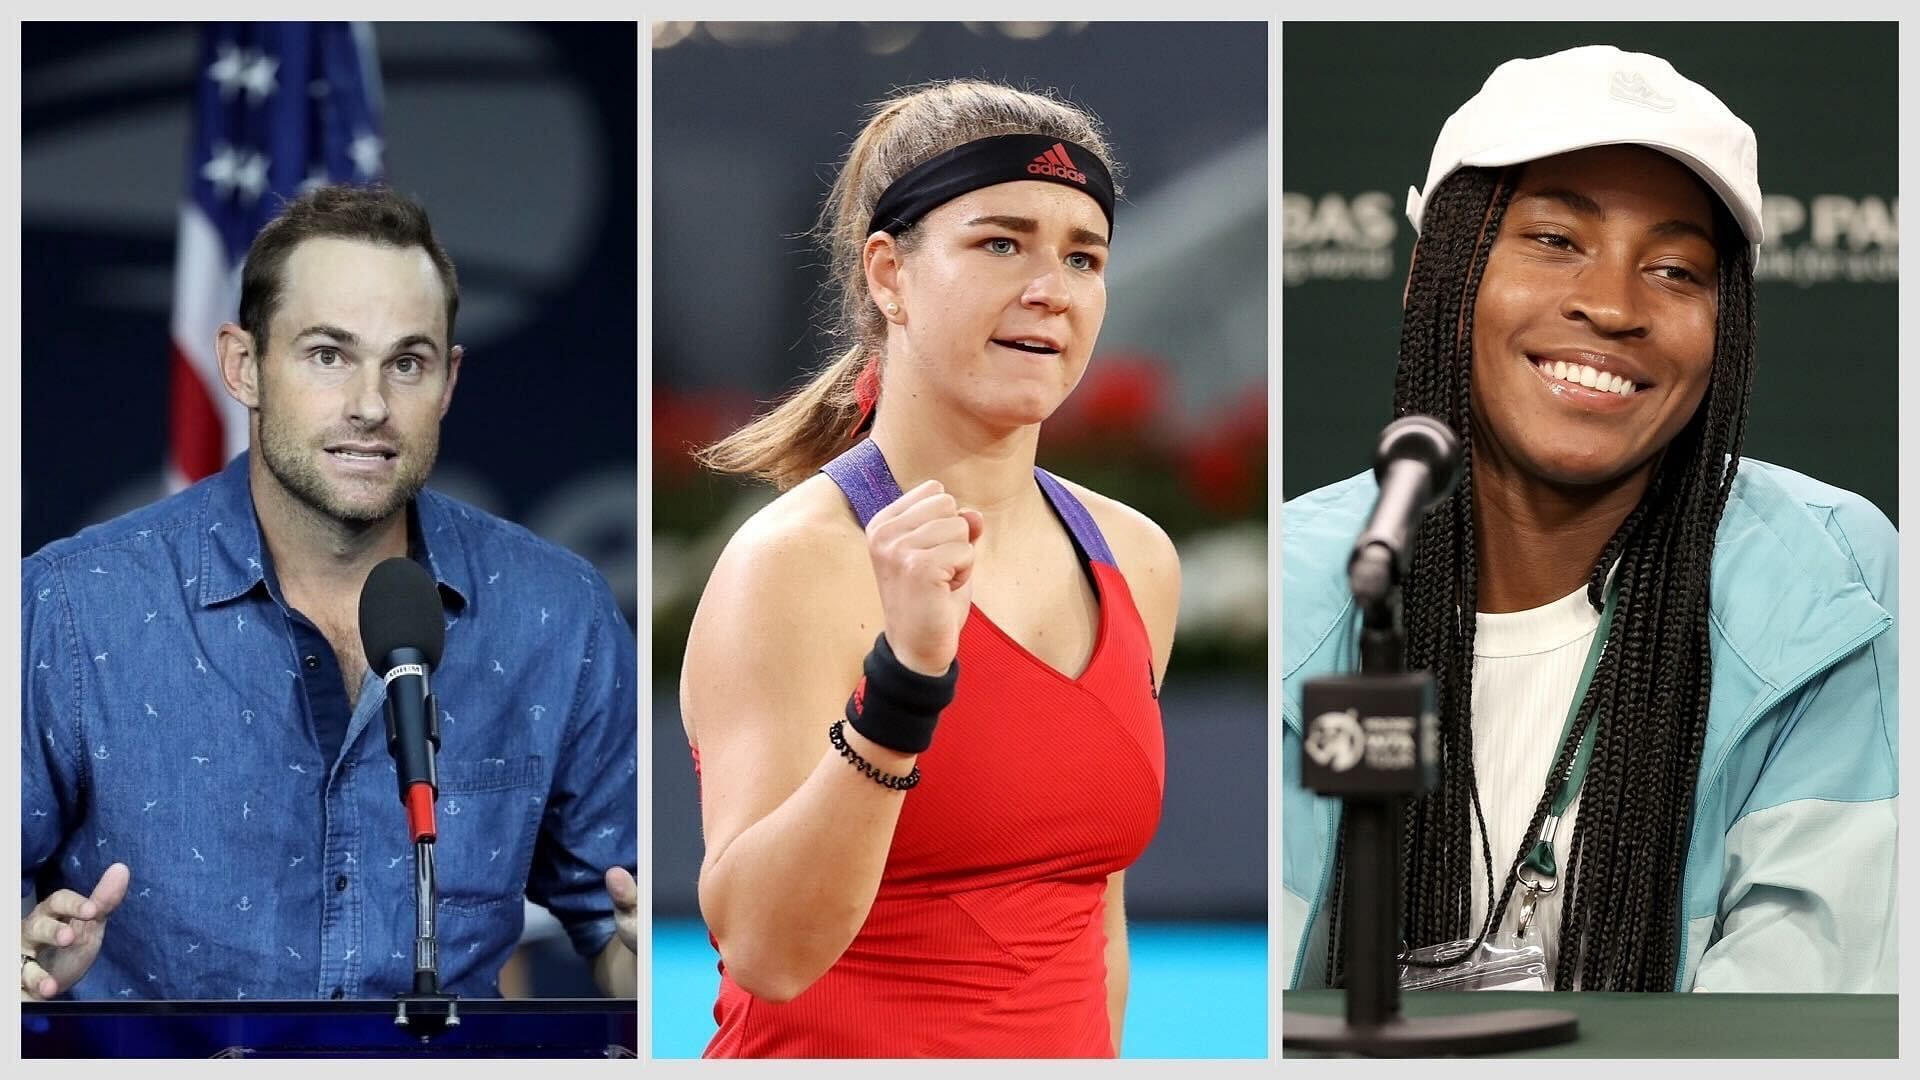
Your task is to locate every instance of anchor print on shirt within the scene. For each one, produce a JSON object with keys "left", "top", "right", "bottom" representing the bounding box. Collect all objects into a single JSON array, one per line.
[
  {"left": 192, "top": 848, "right": 206, "bottom": 863},
  {"left": 192, "top": 755, "right": 210, "bottom": 765},
  {"left": 487, "top": 571, "right": 501, "bottom": 585},
  {"left": 491, "top": 660, "right": 506, "bottom": 675},
  {"left": 195, "top": 657, "right": 208, "bottom": 674},
  {"left": 144, "top": 703, "right": 158, "bottom": 719},
  {"left": 236, "top": 896, "right": 252, "bottom": 912},
  {"left": 144, "top": 611, "right": 157, "bottom": 624}
]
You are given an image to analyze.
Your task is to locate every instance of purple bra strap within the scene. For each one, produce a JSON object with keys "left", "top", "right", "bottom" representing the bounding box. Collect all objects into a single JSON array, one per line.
[
  {"left": 820, "top": 439, "right": 1116, "bottom": 569},
  {"left": 1034, "top": 468, "right": 1117, "bottom": 568},
  {"left": 820, "top": 438, "right": 904, "bottom": 527}
]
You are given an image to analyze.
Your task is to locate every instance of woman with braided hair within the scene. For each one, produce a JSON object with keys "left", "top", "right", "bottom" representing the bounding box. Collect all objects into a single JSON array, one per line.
[
  {"left": 1283, "top": 46, "right": 1895, "bottom": 993},
  {"left": 681, "top": 80, "right": 1177, "bottom": 1055}
]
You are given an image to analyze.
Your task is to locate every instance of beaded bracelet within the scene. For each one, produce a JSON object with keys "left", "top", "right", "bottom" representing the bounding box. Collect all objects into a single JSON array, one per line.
[{"left": 829, "top": 718, "right": 921, "bottom": 791}]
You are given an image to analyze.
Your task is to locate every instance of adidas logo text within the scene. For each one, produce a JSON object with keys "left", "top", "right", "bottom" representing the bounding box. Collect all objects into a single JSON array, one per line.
[{"left": 1028, "top": 142, "right": 1087, "bottom": 185}]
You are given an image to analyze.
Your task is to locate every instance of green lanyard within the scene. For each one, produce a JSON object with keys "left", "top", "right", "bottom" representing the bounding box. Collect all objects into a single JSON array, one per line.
[{"left": 1517, "top": 576, "right": 1620, "bottom": 886}]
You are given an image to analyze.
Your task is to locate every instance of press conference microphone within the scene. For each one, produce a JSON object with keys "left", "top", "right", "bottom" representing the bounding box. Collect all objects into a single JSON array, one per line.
[
  {"left": 1349, "top": 415, "right": 1461, "bottom": 605},
  {"left": 359, "top": 557, "right": 447, "bottom": 844}
]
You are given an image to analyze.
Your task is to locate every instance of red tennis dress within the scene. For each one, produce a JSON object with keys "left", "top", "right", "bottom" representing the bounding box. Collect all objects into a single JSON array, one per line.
[{"left": 700, "top": 438, "right": 1167, "bottom": 1057}]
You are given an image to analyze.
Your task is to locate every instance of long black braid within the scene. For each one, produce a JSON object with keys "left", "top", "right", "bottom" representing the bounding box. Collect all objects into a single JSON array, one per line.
[{"left": 1323, "top": 165, "right": 1757, "bottom": 992}]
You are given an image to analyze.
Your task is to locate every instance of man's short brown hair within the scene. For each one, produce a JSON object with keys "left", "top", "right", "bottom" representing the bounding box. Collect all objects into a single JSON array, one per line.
[{"left": 237, "top": 184, "right": 459, "bottom": 358}]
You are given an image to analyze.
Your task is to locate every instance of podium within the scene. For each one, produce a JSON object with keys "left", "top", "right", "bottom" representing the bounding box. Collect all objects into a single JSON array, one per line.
[{"left": 23, "top": 998, "right": 638, "bottom": 1058}]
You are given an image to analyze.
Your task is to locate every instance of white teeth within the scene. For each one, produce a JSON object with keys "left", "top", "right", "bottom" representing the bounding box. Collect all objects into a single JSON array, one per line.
[{"left": 1535, "top": 359, "right": 1638, "bottom": 395}]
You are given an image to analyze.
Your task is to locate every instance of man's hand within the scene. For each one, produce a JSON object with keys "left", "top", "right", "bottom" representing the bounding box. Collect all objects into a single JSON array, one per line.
[
  {"left": 21, "top": 863, "right": 130, "bottom": 1000},
  {"left": 604, "top": 866, "right": 637, "bottom": 955},
  {"left": 590, "top": 867, "right": 639, "bottom": 998}
]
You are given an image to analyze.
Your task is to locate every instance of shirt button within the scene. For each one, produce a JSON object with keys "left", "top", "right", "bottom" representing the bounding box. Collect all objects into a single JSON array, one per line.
[
  {"left": 331, "top": 987, "right": 345, "bottom": 1000},
  {"left": 304, "top": 655, "right": 321, "bottom": 671},
  {"left": 335, "top": 875, "right": 349, "bottom": 892}
]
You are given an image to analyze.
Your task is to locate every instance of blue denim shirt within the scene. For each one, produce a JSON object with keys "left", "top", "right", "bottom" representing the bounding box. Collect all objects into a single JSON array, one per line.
[{"left": 22, "top": 452, "right": 638, "bottom": 1001}]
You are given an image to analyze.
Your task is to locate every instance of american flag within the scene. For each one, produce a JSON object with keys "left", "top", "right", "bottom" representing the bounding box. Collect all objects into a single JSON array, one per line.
[{"left": 169, "top": 22, "right": 385, "bottom": 488}]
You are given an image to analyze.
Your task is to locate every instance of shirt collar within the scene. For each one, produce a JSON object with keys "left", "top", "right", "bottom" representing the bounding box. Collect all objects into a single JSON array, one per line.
[{"left": 194, "top": 451, "right": 472, "bottom": 611}]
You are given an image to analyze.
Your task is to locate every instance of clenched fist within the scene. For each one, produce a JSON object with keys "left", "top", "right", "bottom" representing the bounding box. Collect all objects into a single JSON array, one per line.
[{"left": 865, "top": 480, "right": 985, "bottom": 676}]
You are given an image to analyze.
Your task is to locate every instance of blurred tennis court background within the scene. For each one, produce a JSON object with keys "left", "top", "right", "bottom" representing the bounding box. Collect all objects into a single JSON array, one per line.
[
  {"left": 652, "top": 918, "right": 1266, "bottom": 1058},
  {"left": 650, "top": 21, "right": 1269, "bottom": 1059}
]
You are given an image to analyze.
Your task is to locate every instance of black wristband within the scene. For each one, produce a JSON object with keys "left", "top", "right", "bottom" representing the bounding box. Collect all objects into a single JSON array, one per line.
[{"left": 845, "top": 633, "right": 958, "bottom": 754}]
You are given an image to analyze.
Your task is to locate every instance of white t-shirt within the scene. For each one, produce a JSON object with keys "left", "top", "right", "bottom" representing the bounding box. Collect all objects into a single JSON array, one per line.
[{"left": 1466, "top": 581, "right": 1603, "bottom": 987}]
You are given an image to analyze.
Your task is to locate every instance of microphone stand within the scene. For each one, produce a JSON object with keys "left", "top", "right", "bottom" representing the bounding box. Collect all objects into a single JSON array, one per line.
[
  {"left": 1283, "top": 547, "right": 1579, "bottom": 1056},
  {"left": 389, "top": 678, "right": 459, "bottom": 1038}
]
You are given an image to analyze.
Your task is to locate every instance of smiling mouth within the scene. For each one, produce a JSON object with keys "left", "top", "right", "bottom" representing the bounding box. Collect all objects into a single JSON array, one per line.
[
  {"left": 993, "top": 339, "right": 1061, "bottom": 355},
  {"left": 1530, "top": 357, "right": 1645, "bottom": 396},
  {"left": 327, "top": 448, "right": 395, "bottom": 462}
]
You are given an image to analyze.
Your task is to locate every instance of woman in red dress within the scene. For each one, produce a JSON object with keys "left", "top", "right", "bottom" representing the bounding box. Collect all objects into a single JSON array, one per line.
[{"left": 680, "top": 79, "right": 1180, "bottom": 1057}]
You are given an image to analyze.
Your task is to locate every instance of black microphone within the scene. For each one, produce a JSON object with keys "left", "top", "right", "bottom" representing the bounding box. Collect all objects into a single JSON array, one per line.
[
  {"left": 1348, "top": 415, "right": 1461, "bottom": 605},
  {"left": 359, "top": 557, "right": 447, "bottom": 843}
]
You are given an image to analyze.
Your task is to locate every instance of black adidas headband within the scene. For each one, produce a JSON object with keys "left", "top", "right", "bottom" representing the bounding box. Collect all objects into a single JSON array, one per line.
[{"left": 866, "top": 133, "right": 1116, "bottom": 240}]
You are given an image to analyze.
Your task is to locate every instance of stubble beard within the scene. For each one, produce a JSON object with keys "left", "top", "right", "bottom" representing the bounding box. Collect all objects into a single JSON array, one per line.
[{"left": 257, "top": 408, "right": 437, "bottom": 527}]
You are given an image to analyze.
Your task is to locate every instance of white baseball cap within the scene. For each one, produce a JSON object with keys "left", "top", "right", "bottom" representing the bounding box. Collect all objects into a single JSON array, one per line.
[{"left": 1406, "top": 45, "right": 1763, "bottom": 261}]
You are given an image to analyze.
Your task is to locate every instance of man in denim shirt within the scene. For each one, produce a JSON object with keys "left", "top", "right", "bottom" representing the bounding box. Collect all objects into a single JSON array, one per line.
[{"left": 20, "top": 186, "right": 639, "bottom": 1001}]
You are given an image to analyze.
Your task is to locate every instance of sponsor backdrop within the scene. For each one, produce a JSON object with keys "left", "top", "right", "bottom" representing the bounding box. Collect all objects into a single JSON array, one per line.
[{"left": 1282, "top": 22, "right": 1897, "bottom": 521}]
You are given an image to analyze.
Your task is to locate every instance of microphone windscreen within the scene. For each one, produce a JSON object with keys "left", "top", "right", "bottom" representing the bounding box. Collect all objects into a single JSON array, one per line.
[{"left": 358, "top": 557, "right": 447, "bottom": 670}]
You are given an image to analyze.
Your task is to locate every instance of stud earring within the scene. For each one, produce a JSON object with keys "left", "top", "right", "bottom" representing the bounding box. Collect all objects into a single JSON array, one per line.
[{"left": 886, "top": 302, "right": 899, "bottom": 315}]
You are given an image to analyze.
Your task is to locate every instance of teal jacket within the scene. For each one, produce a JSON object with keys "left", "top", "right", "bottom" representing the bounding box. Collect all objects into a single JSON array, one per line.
[{"left": 1282, "top": 459, "right": 1898, "bottom": 992}]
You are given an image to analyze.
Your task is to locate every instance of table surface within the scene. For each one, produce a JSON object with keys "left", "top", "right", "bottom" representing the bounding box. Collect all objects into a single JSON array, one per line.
[{"left": 1283, "top": 990, "right": 1897, "bottom": 1058}]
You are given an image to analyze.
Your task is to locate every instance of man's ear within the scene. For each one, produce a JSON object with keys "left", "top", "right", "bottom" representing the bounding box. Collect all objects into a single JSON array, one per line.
[
  {"left": 215, "top": 322, "right": 261, "bottom": 409},
  {"left": 439, "top": 344, "right": 463, "bottom": 418}
]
